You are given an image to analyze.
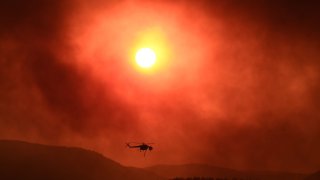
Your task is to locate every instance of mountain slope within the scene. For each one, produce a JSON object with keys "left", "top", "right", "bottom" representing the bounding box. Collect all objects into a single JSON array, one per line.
[
  {"left": 146, "top": 164, "right": 242, "bottom": 178},
  {"left": 0, "top": 140, "right": 164, "bottom": 180},
  {"left": 305, "top": 171, "right": 320, "bottom": 180},
  {"left": 146, "top": 164, "right": 307, "bottom": 180}
]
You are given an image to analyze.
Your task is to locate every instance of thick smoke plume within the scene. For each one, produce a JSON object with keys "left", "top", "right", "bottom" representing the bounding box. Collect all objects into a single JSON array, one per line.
[{"left": 0, "top": 0, "right": 319, "bottom": 173}]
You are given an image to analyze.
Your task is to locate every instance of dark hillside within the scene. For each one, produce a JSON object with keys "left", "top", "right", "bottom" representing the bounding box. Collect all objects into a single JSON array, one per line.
[
  {"left": 0, "top": 140, "right": 163, "bottom": 180},
  {"left": 146, "top": 164, "right": 306, "bottom": 180},
  {"left": 304, "top": 171, "right": 320, "bottom": 180}
]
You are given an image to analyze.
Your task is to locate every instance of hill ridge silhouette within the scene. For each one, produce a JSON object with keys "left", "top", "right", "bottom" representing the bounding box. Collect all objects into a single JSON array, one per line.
[
  {"left": 0, "top": 139, "right": 164, "bottom": 180},
  {"left": 304, "top": 170, "right": 320, "bottom": 180},
  {"left": 0, "top": 140, "right": 316, "bottom": 180},
  {"left": 146, "top": 163, "right": 308, "bottom": 180}
]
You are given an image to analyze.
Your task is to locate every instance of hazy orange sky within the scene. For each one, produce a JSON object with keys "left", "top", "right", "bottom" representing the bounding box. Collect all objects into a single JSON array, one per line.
[{"left": 0, "top": 0, "right": 319, "bottom": 173}]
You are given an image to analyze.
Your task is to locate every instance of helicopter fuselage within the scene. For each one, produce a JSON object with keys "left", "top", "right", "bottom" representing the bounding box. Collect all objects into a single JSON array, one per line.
[{"left": 127, "top": 143, "right": 153, "bottom": 151}]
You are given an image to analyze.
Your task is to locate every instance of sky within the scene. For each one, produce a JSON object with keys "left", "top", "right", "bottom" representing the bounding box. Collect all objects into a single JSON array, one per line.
[{"left": 0, "top": 0, "right": 320, "bottom": 173}]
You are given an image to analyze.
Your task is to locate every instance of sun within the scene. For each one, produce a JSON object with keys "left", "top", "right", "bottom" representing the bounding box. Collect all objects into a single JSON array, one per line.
[{"left": 135, "top": 48, "right": 156, "bottom": 68}]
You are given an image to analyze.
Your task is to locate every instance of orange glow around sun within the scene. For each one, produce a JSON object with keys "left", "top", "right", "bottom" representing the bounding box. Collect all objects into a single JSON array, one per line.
[
  {"left": 73, "top": 0, "right": 209, "bottom": 94},
  {"left": 131, "top": 29, "right": 171, "bottom": 73}
]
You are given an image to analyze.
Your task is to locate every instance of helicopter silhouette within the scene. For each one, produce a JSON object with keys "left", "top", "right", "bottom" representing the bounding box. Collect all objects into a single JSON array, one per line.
[{"left": 126, "top": 142, "right": 154, "bottom": 157}]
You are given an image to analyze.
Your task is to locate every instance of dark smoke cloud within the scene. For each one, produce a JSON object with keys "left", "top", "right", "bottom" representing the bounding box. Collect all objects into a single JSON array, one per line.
[
  {"left": 0, "top": 0, "right": 319, "bottom": 173},
  {"left": 0, "top": 0, "right": 142, "bottom": 154}
]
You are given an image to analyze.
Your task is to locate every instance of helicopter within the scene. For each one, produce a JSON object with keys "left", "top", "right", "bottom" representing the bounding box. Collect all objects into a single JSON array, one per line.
[{"left": 126, "top": 142, "right": 154, "bottom": 157}]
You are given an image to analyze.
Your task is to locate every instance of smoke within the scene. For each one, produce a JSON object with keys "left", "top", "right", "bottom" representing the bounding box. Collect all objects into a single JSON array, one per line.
[{"left": 0, "top": 0, "right": 319, "bottom": 173}]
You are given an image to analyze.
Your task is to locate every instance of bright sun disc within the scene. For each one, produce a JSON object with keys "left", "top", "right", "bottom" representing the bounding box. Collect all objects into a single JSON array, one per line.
[{"left": 135, "top": 48, "right": 156, "bottom": 68}]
